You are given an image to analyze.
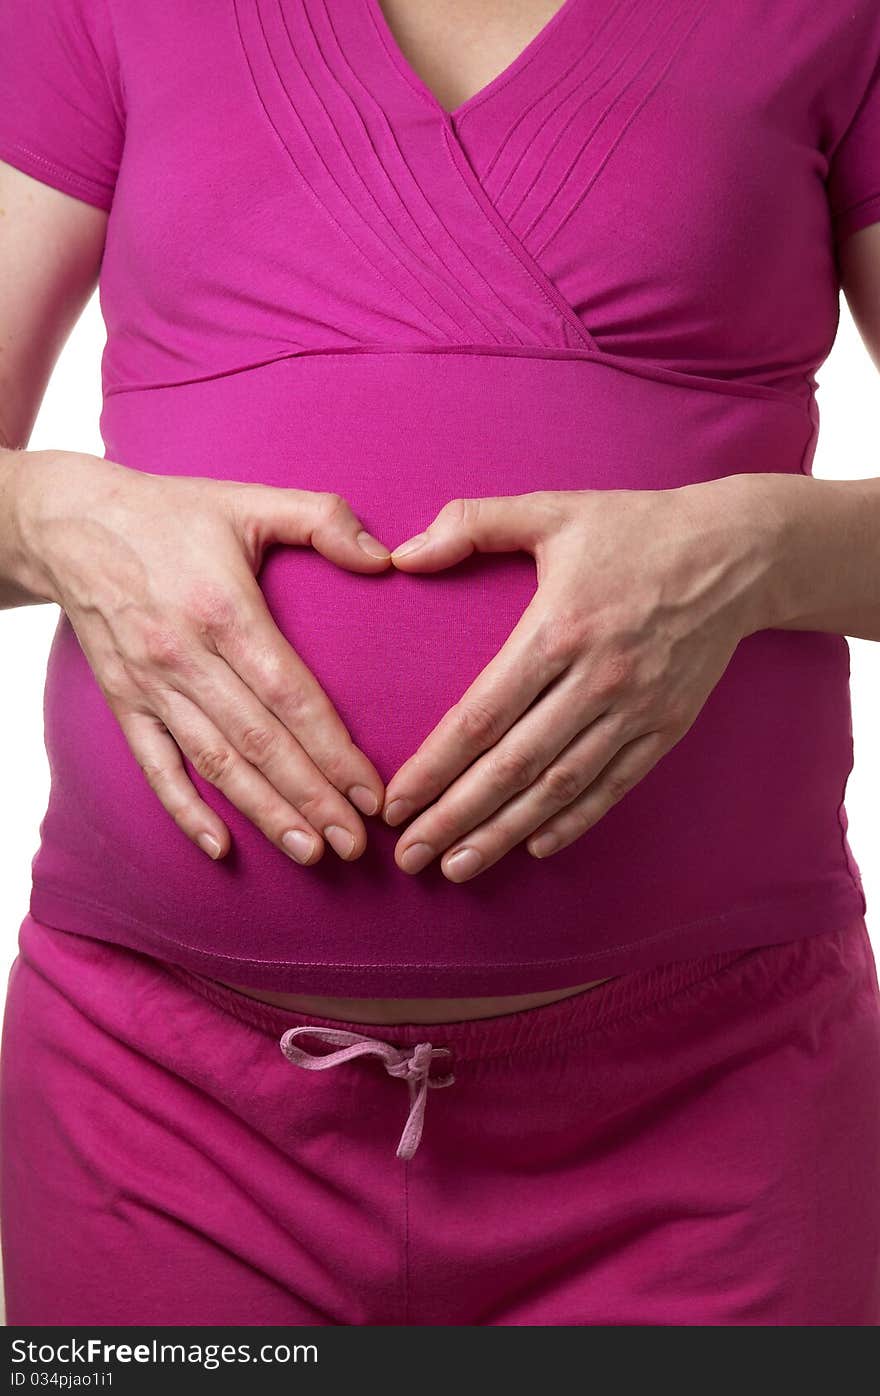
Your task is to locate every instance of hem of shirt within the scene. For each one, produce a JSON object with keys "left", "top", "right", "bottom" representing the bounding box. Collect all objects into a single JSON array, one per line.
[
  {"left": 0, "top": 138, "right": 114, "bottom": 211},
  {"left": 27, "top": 878, "right": 869, "bottom": 998},
  {"left": 833, "top": 191, "right": 880, "bottom": 243}
]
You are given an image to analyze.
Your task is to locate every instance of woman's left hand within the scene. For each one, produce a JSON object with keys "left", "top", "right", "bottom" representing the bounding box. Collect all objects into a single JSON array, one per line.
[{"left": 382, "top": 475, "right": 781, "bottom": 880}]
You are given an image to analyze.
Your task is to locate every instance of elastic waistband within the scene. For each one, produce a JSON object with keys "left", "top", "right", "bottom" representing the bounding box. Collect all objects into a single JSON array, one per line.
[
  {"left": 167, "top": 931, "right": 844, "bottom": 1063},
  {"left": 19, "top": 913, "right": 871, "bottom": 1066}
]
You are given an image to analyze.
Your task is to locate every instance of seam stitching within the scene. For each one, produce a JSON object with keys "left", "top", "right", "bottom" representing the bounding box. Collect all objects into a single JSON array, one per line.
[
  {"left": 100, "top": 342, "right": 808, "bottom": 409},
  {"left": 0, "top": 140, "right": 112, "bottom": 202},
  {"left": 29, "top": 879, "right": 865, "bottom": 972}
]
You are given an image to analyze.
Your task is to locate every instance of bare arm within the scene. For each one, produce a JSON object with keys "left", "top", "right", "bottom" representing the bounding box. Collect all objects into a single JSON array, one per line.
[
  {"left": 0, "top": 162, "right": 108, "bottom": 606},
  {"left": 749, "top": 222, "right": 880, "bottom": 641}
]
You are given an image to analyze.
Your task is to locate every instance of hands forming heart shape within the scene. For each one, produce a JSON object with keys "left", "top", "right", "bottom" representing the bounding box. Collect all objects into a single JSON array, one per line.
[{"left": 20, "top": 453, "right": 780, "bottom": 883}]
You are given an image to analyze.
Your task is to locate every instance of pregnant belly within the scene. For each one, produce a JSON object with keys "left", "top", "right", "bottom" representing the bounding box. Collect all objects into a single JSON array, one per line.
[
  {"left": 30, "top": 350, "right": 864, "bottom": 995},
  {"left": 99, "top": 349, "right": 817, "bottom": 778}
]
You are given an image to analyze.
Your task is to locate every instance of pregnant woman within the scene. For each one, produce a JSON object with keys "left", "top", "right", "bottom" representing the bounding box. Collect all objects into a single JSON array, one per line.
[{"left": 1, "top": 0, "right": 880, "bottom": 1326}]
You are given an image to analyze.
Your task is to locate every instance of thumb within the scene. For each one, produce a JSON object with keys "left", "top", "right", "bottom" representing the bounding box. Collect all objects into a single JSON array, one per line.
[
  {"left": 233, "top": 484, "right": 392, "bottom": 573},
  {"left": 390, "top": 494, "right": 542, "bottom": 572}
]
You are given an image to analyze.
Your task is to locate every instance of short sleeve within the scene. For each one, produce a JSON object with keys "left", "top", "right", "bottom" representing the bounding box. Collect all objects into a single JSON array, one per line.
[
  {"left": 827, "top": 53, "right": 880, "bottom": 245},
  {"left": 0, "top": 0, "right": 124, "bottom": 211}
]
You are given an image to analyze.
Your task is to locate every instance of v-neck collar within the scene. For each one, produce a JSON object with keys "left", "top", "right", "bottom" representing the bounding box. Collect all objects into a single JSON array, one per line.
[{"left": 361, "top": 0, "right": 583, "bottom": 125}]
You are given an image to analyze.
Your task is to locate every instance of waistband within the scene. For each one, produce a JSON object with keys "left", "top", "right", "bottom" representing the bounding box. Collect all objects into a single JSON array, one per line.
[
  {"left": 171, "top": 945, "right": 761, "bottom": 1162},
  {"left": 168, "top": 917, "right": 872, "bottom": 1162},
  {"left": 168, "top": 924, "right": 870, "bottom": 1062},
  {"left": 17, "top": 912, "right": 872, "bottom": 1066},
  {"left": 16, "top": 912, "right": 874, "bottom": 1163}
]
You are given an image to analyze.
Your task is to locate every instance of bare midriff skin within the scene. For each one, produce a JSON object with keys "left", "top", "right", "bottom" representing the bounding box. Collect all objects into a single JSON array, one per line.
[
  {"left": 223, "top": 1, "right": 617, "bottom": 1027},
  {"left": 214, "top": 977, "right": 613, "bottom": 1025}
]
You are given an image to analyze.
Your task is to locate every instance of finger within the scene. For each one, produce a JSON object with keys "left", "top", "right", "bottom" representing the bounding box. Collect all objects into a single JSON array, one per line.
[
  {"left": 397, "top": 710, "right": 631, "bottom": 878},
  {"left": 525, "top": 731, "right": 670, "bottom": 861},
  {"left": 382, "top": 589, "right": 570, "bottom": 826},
  {"left": 393, "top": 669, "right": 609, "bottom": 869},
  {"left": 390, "top": 493, "right": 552, "bottom": 571},
  {"left": 153, "top": 646, "right": 369, "bottom": 860},
  {"left": 230, "top": 484, "right": 392, "bottom": 572},
  {"left": 209, "top": 571, "right": 384, "bottom": 819},
  {"left": 429, "top": 727, "right": 666, "bottom": 882},
  {"left": 148, "top": 686, "right": 331, "bottom": 865},
  {"left": 118, "top": 708, "right": 232, "bottom": 860},
  {"left": 195, "top": 652, "right": 370, "bottom": 858}
]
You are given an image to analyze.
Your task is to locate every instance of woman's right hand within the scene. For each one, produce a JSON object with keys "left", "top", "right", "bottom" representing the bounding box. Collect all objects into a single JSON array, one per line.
[{"left": 11, "top": 449, "right": 393, "bottom": 865}]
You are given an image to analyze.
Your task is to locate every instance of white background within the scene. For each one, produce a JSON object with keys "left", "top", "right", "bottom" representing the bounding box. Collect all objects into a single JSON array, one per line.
[
  {"left": 1, "top": 292, "right": 879, "bottom": 978},
  {"left": 0, "top": 287, "right": 878, "bottom": 1325}
]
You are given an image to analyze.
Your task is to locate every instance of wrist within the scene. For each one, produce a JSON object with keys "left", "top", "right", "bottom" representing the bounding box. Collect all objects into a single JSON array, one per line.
[
  {"left": 676, "top": 472, "right": 797, "bottom": 638},
  {"left": 720, "top": 472, "right": 800, "bottom": 634},
  {"left": 4, "top": 448, "right": 90, "bottom": 604},
  {"left": 712, "top": 470, "right": 880, "bottom": 637}
]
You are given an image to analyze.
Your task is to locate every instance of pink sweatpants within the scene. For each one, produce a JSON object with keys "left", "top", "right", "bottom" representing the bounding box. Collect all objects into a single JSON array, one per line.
[{"left": 2, "top": 911, "right": 880, "bottom": 1325}]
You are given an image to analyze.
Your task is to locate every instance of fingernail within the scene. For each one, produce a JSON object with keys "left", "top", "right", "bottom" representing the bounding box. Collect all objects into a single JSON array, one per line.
[
  {"left": 348, "top": 784, "right": 379, "bottom": 816},
  {"left": 392, "top": 532, "right": 429, "bottom": 558},
  {"left": 197, "top": 832, "right": 222, "bottom": 859},
  {"left": 325, "top": 824, "right": 357, "bottom": 859},
  {"left": 282, "top": 829, "right": 317, "bottom": 864},
  {"left": 444, "top": 846, "right": 483, "bottom": 881},
  {"left": 357, "top": 530, "right": 390, "bottom": 559},
  {"left": 384, "top": 798, "right": 411, "bottom": 826},
  {"left": 530, "top": 833, "right": 560, "bottom": 858},
  {"left": 399, "top": 842, "right": 434, "bottom": 874}
]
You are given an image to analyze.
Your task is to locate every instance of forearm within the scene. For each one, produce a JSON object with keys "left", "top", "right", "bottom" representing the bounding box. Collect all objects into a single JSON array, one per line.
[
  {"left": 0, "top": 445, "right": 55, "bottom": 609},
  {"left": 728, "top": 470, "right": 880, "bottom": 641}
]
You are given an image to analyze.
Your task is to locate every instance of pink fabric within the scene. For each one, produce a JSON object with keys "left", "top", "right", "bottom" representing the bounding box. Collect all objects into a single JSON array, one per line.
[
  {"left": 1, "top": 2, "right": 880, "bottom": 994},
  {"left": 2, "top": 909, "right": 880, "bottom": 1325},
  {"left": 280, "top": 1026, "right": 456, "bottom": 1160}
]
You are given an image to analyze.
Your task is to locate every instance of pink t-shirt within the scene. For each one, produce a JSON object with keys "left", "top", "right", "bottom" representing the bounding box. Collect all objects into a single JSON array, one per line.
[{"left": 1, "top": 0, "right": 879, "bottom": 994}]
